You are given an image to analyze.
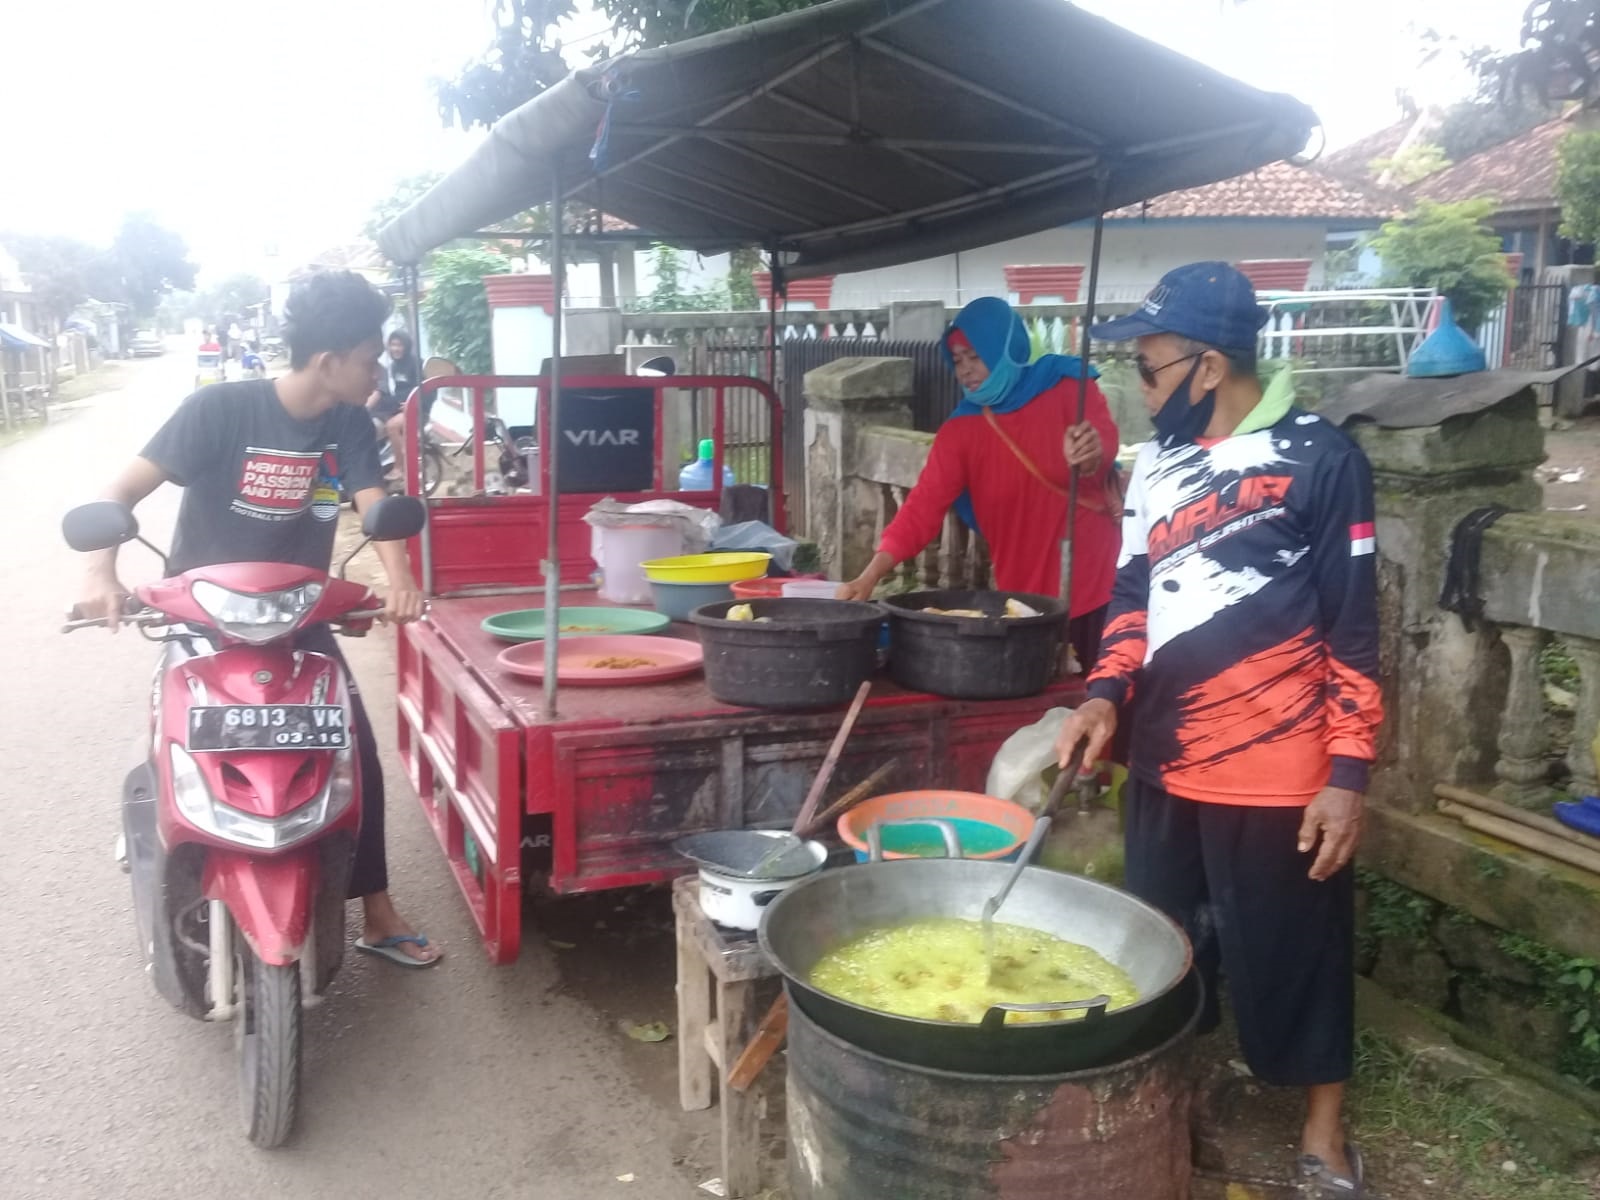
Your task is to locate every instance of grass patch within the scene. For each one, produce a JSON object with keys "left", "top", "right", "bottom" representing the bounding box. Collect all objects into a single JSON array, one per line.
[
  {"left": 55, "top": 360, "right": 130, "bottom": 406},
  {"left": 1543, "top": 640, "right": 1581, "bottom": 695},
  {"left": 1352, "top": 1030, "right": 1591, "bottom": 1199}
]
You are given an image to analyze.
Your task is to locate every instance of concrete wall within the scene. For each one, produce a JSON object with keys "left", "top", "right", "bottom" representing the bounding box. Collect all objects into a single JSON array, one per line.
[
  {"left": 562, "top": 221, "right": 1343, "bottom": 311},
  {"left": 829, "top": 220, "right": 1337, "bottom": 307}
]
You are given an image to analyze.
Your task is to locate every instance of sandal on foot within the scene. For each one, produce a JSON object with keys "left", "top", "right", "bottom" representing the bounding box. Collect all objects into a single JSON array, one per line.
[
  {"left": 355, "top": 934, "right": 442, "bottom": 968},
  {"left": 1297, "top": 1142, "right": 1363, "bottom": 1197}
]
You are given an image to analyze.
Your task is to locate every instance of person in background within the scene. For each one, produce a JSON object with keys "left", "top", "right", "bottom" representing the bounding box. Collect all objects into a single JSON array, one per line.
[
  {"left": 77, "top": 270, "right": 442, "bottom": 967},
  {"left": 836, "top": 296, "right": 1120, "bottom": 670},
  {"left": 381, "top": 330, "right": 423, "bottom": 472},
  {"left": 1055, "top": 262, "right": 1382, "bottom": 1197}
]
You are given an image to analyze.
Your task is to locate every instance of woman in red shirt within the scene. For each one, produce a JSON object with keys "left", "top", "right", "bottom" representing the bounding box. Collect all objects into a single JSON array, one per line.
[{"left": 836, "top": 297, "right": 1121, "bottom": 668}]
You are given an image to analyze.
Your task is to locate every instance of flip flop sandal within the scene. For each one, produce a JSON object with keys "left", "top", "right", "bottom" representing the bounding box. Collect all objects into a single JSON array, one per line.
[
  {"left": 355, "top": 934, "right": 442, "bottom": 968},
  {"left": 1297, "top": 1142, "right": 1364, "bottom": 1197}
]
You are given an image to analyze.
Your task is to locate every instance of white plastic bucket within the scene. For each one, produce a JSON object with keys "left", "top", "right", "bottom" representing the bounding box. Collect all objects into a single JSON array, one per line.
[{"left": 592, "top": 524, "right": 684, "bottom": 604}]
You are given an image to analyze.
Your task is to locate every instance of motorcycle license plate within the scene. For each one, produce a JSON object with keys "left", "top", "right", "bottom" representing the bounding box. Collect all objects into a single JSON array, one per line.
[{"left": 187, "top": 705, "right": 349, "bottom": 752}]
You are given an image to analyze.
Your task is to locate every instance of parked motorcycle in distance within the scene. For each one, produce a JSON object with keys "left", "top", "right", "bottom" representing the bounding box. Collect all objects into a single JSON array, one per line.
[{"left": 61, "top": 494, "right": 426, "bottom": 1147}]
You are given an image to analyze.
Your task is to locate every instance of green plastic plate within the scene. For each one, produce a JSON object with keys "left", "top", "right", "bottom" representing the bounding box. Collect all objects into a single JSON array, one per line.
[{"left": 481, "top": 606, "right": 672, "bottom": 643}]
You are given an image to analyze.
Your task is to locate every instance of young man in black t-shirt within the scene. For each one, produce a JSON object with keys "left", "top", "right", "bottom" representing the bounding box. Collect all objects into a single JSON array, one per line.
[{"left": 78, "top": 270, "right": 440, "bottom": 967}]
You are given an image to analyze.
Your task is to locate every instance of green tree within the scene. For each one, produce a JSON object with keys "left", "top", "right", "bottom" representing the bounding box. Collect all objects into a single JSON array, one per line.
[
  {"left": 364, "top": 170, "right": 445, "bottom": 244},
  {"left": 1370, "top": 198, "right": 1512, "bottom": 333},
  {"left": 420, "top": 247, "right": 511, "bottom": 373},
  {"left": 204, "top": 273, "right": 270, "bottom": 319},
  {"left": 726, "top": 247, "right": 761, "bottom": 310},
  {"left": 1436, "top": 96, "right": 1556, "bottom": 160},
  {"left": 1558, "top": 128, "right": 1600, "bottom": 242},
  {"left": 437, "top": 0, "right": 828, "bottom": 131},
  {"left": 1477, "top": 1, "right": 1600, "bottom": 108},
  {"left": 626, "top": 244, "right": 732, "bottom": 312},
  {"left": 102, "top": 213, "right": 197, "bottom": 317},
  {"left": 1, "top": 234, "right": 117, "bottom": 321},
  {"left": 1370, "top": 143, "right": 1451, "bottom": 185}
]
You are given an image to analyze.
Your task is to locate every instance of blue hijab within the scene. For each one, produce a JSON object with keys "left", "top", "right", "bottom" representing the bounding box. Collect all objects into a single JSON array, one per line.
[{"left": 942, "top": 296, "right": 1098, "bottom": 530}]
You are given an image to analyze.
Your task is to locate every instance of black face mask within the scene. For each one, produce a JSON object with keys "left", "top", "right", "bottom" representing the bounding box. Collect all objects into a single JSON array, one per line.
[{"left": 1151, "top": 358, "right": 1216, "bottom": 446}]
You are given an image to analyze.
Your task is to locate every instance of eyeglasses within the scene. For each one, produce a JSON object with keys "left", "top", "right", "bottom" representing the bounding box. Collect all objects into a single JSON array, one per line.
[{"left": 1135, "top": 351, "right": 1203, "bottom": 388}]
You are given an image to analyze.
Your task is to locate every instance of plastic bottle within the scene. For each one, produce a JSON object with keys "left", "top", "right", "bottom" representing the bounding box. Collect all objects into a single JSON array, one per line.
[{"left": 678, "top": 437, "right": 737, "bottom": 490}]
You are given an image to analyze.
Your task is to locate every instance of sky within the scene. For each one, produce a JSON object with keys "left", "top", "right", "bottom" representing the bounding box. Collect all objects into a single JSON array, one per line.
[{"left": 0, "top": 0, "right": 1539, "bottom": 286}]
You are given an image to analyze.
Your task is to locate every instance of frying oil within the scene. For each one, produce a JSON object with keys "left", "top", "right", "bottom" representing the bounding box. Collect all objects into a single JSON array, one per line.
[{"left": 809, "top": 918, "right": 1138, "bottom": 1025}]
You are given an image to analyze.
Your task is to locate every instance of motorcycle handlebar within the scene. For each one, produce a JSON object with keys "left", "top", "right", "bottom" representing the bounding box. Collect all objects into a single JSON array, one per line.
[
  {"left": 61, "top": 607, "right": 161, "bottom": 633},
  {"left": 62, "top": 606, "right": 409, "bottom": 634}
]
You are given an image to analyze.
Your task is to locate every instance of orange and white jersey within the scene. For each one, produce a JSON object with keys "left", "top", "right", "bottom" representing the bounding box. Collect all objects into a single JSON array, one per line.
[{"left": 1087, "top": 406, "right": 1382, "bottom": 806}]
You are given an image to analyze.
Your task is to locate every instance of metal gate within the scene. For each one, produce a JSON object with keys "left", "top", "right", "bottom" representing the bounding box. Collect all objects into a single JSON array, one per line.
[{"left": 1499, "top": 283, "right": 1568, "bottom": 371}]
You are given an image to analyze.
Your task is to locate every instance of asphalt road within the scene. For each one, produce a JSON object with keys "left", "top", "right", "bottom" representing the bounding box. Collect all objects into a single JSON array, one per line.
[{"left": 0, "top": 356, "right": 715, "bottom": 1199}]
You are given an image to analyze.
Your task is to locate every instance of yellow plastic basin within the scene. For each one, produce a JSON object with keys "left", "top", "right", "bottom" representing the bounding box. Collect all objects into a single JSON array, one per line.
[{"left": 641, "top": 552, "right": 771, "bottom": 583}]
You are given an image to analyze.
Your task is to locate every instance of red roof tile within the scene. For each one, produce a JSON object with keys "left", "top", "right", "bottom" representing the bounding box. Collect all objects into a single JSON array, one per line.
[
  {"left": 1107, "top": 162, "right": 1398, "bottom": 222},
  {"left": 1410, "top": 114, "right": 1573, "bottom": 212},
  {"left": 1320, "top": 120, "right": 1415, "bottom": 184}
]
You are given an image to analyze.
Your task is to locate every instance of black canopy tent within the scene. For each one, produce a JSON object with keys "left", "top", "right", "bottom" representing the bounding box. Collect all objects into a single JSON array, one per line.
[
  {"left": 379, "top": 0, "right": 1317, "bottom": 274},
  {"left": 378, "top": 0, "right": 1319, "bottom": 715}
]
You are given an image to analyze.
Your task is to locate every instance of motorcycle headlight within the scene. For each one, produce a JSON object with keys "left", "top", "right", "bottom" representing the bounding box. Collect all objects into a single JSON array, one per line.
[
  {"left": 168, "top": 745, "right": 356, "bottom": 850},
  {"left": 190, "top": 580, "right": 324, "bottom": 645}
]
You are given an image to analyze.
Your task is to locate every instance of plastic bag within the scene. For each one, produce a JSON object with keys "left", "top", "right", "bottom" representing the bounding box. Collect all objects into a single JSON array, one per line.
[
  {"left": 712, "top": 520, "right": 799, "bottom": 572},
  {"left": 583, "top": 498, "right": 720, "bottom": 553},
  {"left": 985, "top": 707, "right": 1073, "bottom": 815}
]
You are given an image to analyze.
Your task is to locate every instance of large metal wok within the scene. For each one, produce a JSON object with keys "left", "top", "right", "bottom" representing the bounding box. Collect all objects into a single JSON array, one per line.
[{"left": 759, "top": 857, "right": 1193, "bottom": 1075}]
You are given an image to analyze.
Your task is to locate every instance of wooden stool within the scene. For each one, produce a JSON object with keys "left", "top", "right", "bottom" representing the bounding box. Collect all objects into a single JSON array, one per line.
[{"left": 673, "top": 874, "right": 781, "bottom": 1198}]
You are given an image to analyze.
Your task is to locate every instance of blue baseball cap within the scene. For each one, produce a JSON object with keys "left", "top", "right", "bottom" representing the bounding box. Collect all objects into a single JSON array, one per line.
[{"left": 1090, "top": 261, "right": 1268, "bottom": 352}]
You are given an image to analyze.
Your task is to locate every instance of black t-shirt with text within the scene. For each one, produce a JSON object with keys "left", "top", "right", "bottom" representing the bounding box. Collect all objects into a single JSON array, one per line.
[{"left": 142, "top": 381, "right": 384, "bottom": 575}]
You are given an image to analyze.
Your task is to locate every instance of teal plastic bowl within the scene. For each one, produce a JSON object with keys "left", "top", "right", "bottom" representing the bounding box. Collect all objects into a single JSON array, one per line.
[{"left": 650, "top": 578, "right": 734, "bottom": 622}]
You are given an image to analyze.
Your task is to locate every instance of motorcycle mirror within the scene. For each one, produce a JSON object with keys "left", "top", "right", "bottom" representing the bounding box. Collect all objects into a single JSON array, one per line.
[
  {"left": 62, "top": 501, "right": 140, "bottom": 553},
  {"left": 361, "top": 494, "right": 427, "bottom": 542}
]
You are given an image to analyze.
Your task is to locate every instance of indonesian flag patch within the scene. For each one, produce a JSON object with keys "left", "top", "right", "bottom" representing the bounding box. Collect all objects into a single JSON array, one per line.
[{"left": 1350, "top": 521, "right": 1376, "bottom": 557}]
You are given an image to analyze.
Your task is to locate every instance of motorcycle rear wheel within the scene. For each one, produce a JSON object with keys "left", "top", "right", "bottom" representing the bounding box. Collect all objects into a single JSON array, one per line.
[
  {"left": 235, "top": 932, "right": 301, "bottom": 1148},
  {"left": 421, "top": 444, "right": 445, "bottom": 497}
]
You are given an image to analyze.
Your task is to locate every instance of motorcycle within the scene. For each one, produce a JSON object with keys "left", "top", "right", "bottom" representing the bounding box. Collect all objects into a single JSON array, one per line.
[
  {"left": 61, "top": 494, "right": 426, "bottom": 1148},
  {"left": 460, "top": 412, "right": 537, "bottom": 494},
  {"left": 377, "top": 415, "right": 445, "bottom": 497}
]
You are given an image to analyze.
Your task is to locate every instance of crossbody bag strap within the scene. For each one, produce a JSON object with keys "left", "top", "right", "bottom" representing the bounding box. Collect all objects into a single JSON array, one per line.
[{"left": 983, "top": 407, "right": 1112, "bottom": 518}]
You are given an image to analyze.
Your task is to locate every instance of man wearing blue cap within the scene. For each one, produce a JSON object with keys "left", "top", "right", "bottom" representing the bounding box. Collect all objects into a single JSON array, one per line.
[{"left": 1056, "top": 262, "right": 1383, "bottom": 1196}]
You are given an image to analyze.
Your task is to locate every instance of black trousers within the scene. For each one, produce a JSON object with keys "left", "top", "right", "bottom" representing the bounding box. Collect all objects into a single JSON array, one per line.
[
  {"left": 1122, "top": 777, "right": 1354, "bottom": 1087},
  {"left": 1068, "top": 603, "right": 1108, "bottom": 673},
  {"left": 298, "top": 625, "right": 388, "bottom": 898}
]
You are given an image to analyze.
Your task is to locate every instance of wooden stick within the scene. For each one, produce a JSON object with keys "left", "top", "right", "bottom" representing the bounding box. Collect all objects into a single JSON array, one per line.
[
  {"left": 1436, "top": 800, "right": 1600, "bottom": 876},
  {"left": 727, "top": 993, "right": 789, "bottom": 1093},
  {"left": 791, "top": 681, "right": 872, "bottom": 835},
  {"left": 798, "top": 759, "right": 898, "bottom": 839},
  {"left": 1433, "top": 783, "right": 1600, "bottom": 854}
]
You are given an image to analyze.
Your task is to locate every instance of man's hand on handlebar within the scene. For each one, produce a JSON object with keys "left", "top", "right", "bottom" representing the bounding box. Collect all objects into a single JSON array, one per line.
[
  {"left": 76, "top": 571, "right": 134, "bottom": 632},
  {"left": 383, "top": 580, "right": 425, "bottom": 624}
]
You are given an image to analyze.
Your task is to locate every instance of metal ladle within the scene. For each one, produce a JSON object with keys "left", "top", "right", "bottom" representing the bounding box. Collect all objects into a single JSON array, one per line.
[{"left": 982, "top": 744, "right": 1086, "bottom": 983}]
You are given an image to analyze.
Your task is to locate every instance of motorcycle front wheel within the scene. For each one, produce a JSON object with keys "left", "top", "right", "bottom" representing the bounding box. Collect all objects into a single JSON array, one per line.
[{"left": 235, "top": 931, "right": 301, "bottom": 1148}]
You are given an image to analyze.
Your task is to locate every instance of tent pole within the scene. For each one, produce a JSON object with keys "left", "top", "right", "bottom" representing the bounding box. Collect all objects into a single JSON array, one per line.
[
  {"left": 406, "top": 264, "right": 421, "bottom": 357},
  {"left": 1061, "top": 170, "right": 1110, "bottom": 675},
  {"left": 543, "top": 168, "right": 565, "bottom": 719},
  {"left": 766, "top": 246, "right": 778, "bottom": 389}
]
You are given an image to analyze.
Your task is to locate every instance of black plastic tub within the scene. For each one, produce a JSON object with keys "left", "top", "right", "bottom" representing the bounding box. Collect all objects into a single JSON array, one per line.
[
  {"left": 691, "top": 598, "right": 883, "bottom": 710},
  {"left": 882, "top": 589, "right": 1065, "bottom": 700}
]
